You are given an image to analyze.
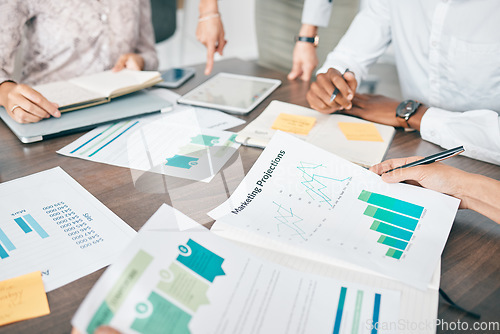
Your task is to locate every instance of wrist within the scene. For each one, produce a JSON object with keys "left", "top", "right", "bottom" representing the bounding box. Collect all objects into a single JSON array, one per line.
[
  {"left": 0, "top": 81, "right": 16, "bottom": 106},
  {"left": 199, "top": 0, "right": 218, "bottom": 16},
  {"left": 298, "top": 24, "right": 318, "bottom": 37},
  {"left": 406, "top": 104, "right": 428, "bottom": 131},
  {"left": 457, "top": 172, "right": 489, "bottom": 210}
]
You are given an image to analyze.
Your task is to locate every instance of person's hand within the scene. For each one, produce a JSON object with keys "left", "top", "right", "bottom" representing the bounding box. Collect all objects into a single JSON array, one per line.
[
  {"left": 287, "top": 41, "right": 318, "bottom": 81},
  {"left": 0, "top": 81, "right": 60, "bottom": 123},
  {"left": 196, "top": 14, "right": 227, "bottom": 75},
  {"left": 370, "top": 157, "right": 467, "bottom": 209},
  {"left": 112, "top": 53, "right": 145, "bottom": 72},
  {"left": 306, "top": 68, "right": 357, "bottom": 113},
  {"left": 347, "top": 94, "right": 403, "bottom": 127}
]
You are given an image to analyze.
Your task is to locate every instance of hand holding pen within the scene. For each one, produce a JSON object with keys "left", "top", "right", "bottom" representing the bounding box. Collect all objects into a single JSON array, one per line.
[
  {"left": 306, "top": 67, "right": 357, "bottom": 114},
  {"left": 383, "top": 146, "right": 465, "bottom": 174}
]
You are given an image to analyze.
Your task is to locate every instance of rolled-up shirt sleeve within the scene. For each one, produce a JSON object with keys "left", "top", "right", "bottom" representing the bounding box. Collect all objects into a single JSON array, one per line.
[
  {"left": 302, "top": 0, "right": 333, "bottom": 27},
  {"left": 316, "top": 0, "right": 391, "bottom": 83},
  {"left": 0, "top": 1, "right": 31, "bottom": 83},
  {"left": 136, "top": 0, "right": 159, "bottom": 71},
  {"left": 420, "top": 108, "right": 500, "bottom": 165}
]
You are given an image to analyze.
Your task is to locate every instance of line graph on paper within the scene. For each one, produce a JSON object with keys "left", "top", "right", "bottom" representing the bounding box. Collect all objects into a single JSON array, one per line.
[
  {"left": 272, "top": 202, "right": 306, "bottom": 240},
  {"left": 271, "top": 201, "right": 329, "bottom": 241},
  {"left": 297, "top": 162, "right": 352, "bottom": 208}
]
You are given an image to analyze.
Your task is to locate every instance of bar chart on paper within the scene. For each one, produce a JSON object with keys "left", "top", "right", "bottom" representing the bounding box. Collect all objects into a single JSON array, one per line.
[
  {"left": 358, "top": 190, "right": 424, "bottom": 260},
  {"left": 333, "top": 286, "right": 383, "bottom": 334},
  {"left": 0, "top": 214, "right": 50, "bottom": 260},
  {"left": 0, "top": 167, "right": 136, "bottom": 291}
]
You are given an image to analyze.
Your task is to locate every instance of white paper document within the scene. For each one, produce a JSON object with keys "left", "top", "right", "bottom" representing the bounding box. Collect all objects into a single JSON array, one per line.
[
  {"left": 209, "top": 132, "right": 459, "bottom": 289},
  {"left": 72, "top": 204, "right": 401, "bottom": 334},
  {"left": 57, "top": 114, "right": 241, "bottom": 182},
  {"left": 0, "top": 167, "right": 136, "bottom": 291}
]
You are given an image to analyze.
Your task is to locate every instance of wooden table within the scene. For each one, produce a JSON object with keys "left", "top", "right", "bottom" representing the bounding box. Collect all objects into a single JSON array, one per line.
[{"left": 1, "top": 58, "right": 498, "bottom": 334}]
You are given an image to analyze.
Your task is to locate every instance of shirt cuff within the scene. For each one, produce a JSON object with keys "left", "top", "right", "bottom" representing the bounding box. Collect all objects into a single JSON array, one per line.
[
  {"left": 0, "top": 79, "right": 16, "bottom": 86},
  {"left": 301, "top": 0, "right": 333, "bottom": 27},
  {"left": 140, "top": 53, "right": 159, "bottom": 71},
  {"left": 419, "top": 107, "right": 445, "bottom": 144}
]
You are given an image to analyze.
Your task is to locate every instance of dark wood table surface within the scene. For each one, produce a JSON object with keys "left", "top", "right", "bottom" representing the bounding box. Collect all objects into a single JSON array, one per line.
[{"left": 1, "top": 58, "right": 498, "bottom": 333}]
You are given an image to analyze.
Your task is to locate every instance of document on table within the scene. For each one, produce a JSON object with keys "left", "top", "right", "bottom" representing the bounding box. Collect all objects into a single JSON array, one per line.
[
  {"left": 0, "top": 167, "right": 136, "bottom": 291},
  {"left": 209, "top": 131, "right": 459, "bottom": 289},
  {"left": 57, "top": 112, "right": 241, "bottom": 183},
  {"left": 72, "top": 204, "right": 401, "bottom": 334}
]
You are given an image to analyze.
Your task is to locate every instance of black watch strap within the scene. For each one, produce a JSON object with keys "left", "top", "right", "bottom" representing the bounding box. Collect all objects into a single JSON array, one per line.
[
  {"left": 295, "top": 35, "right": 319, "bottom": 47},
  {"left": 296, "top": 36, "right": 315, "bottom": 43}
]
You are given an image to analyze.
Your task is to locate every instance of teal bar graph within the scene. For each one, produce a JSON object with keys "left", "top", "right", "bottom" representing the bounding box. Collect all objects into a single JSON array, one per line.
[
  {"left": 358, "top": 190, "right": 424, "bottom": 219},
  {"left": 14, "top": 217, "right": 32, "bottom": 233},
  {"left": 0, "top": 244, "right": 8, "bottom": 259},
  {"left": 0, "top": 228, "right": 15, "bottom": 251},
  {"left": 386, "top": 248, "right": 403, "bottom": 259},
  {"left": 333, "top": 287, "right": 347, "bottom": 334},
  {"left": 23, "top": 214, "right": 49, "bottom": 239},
  {"left": 377, "top": 235, "right": 408, "bottom": 251},
  {"left": 364, "top": 206, "right": 418, "bottom": 231},
  {"left": 370, "top": 221, "right": 413, "bottom": 241},
  {"left": 371, "top": 293, "right": 381, "bottom": 334}
]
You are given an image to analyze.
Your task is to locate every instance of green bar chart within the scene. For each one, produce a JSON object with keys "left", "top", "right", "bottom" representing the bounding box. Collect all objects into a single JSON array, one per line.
[
  {"left": 359, "top": 190, "right": 425, "bottom": 260},
  {"left": 358, "top": 190, "right": 423, "bottom": 219}
]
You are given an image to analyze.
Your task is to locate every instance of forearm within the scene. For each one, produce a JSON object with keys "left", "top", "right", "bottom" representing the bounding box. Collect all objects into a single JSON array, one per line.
[
  {"left": 199, "top": 0, "right": 219, "bottom": 15},
  {"left": 0, "top": 81, "right": 16, "bottom": 108},
  {"left": 0, "top": 2, "right": 28, "bottom": 84},
  {"left": 458, "top": 172, "right": 500, "bottom": 224},
  {"left": 316, "top": 0, "right": 391, "bottom": 81},
  {"left": 298, "top": 24, "right": 318, "bottom": 37},
  {"left": 136, "top": 0, "right": 158, "bottom": 70}
]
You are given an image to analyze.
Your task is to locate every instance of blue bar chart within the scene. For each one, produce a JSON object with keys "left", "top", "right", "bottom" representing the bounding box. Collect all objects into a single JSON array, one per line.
[
  {"left": 371, "top": 294, "right": 381, "bottom": 334},
  {"left": 0, "top": 227, "right": 15, "bottom": 259},
  {"left": 23, "top": 214, "right": 49, "bottom": 239},
  {"left": 333, "top": 287, "right": 347, "bottom": 334},
  {"left": 332, "top": 286, "right": 383, "bottom": 334},
  {"left": 358, "top": 190, "right": 425, "bottom": 260},
  {"left": 0, "top": 214, "right": 49, "bottom": 260},
  {"left": 14, "top": 217, "right": 32, "bottom": 233}
]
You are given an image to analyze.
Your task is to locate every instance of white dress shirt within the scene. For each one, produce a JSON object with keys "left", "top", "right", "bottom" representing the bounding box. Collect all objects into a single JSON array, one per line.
[
  {"left": 302, "top": 0, "right": 334, "bottom": 27},
  {"left": 317, "top": 0, "right": 500, "bottom": 165}
]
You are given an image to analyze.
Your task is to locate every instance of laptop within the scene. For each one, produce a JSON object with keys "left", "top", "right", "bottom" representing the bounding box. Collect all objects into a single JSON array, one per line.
[{"left": 0, "top": 90, "right": 172, "bottom": 143}]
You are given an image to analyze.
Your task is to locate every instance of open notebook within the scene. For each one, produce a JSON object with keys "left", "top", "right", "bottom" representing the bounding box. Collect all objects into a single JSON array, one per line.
[
  {"left": 236, "top": 100, "right": 396, "bottom": 167},
  {"left": 34, "top": 69, "right": 162, "bottom": 112}
]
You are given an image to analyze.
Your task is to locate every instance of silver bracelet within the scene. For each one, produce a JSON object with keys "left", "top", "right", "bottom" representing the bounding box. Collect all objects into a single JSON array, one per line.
[{"left": 198, "top": 13, "right": 220, "bottom": 22}]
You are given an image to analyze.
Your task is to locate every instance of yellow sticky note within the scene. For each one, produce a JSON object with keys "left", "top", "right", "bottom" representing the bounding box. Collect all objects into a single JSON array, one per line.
[
  {"left": 338, "top": 122, "right": 384, "bottom": 142},
  {"left": 0, "top": 271, "right": 50, "bottom": 326},
  {"left": 271, "top": 113, "right": 316, "bottom": 135}
]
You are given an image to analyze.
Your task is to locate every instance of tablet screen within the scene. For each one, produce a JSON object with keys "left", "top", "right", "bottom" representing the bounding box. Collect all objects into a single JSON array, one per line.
[{"left": 178, "top": 73, "right": 281, "bottom": 114}]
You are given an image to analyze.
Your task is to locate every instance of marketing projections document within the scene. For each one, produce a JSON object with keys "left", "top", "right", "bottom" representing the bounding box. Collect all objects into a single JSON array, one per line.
[
  {"left": 0, "top": 167, "right": 136, "bottom": 291},
  {"left": 72, "top": 204, "right": 401, "bottom": 334},
  {"left": 209, "top": 132, "right": 460, "bottom": 289},
  {"left": 57, "top": 112, "right": 240, "bottom": 182}
]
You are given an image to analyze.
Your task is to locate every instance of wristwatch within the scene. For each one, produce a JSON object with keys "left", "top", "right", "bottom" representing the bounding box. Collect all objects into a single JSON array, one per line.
[
  {"left": 295, "top": 35, "right": 319, "bottom": 47},
  {"left": 396, "top": 99, "right": 421, "bottom": 127}
]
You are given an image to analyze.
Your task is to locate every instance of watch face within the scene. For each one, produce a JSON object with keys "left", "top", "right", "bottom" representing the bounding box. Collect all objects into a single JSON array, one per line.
[
  {"left": 313, "top": 35, "right": 319, "bottom": 47},
  {"left": 396, "top": 100, "right": 417, "bottom": 118}
]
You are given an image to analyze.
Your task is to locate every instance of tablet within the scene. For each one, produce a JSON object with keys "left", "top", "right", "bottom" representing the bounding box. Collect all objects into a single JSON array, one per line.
[{"left": 177, "top": 73, "right": 281, "bottom": 115}]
